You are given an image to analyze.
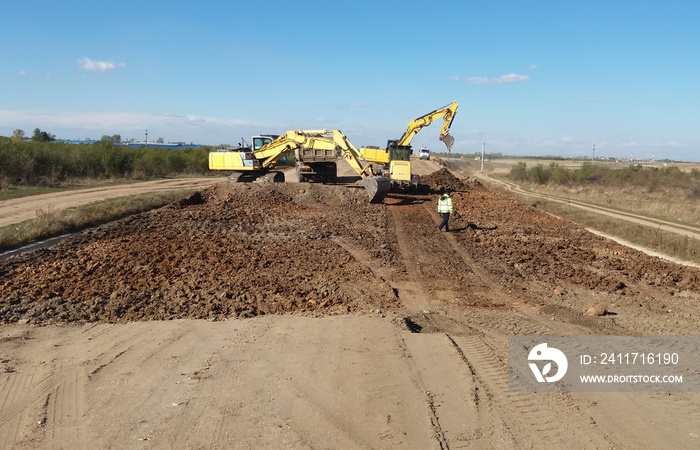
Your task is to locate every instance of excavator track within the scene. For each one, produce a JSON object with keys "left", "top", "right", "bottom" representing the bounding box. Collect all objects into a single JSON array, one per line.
[
  {"left": 228, "top": 171, "right": 284, "bottom": 183},
  {"left": 260, "top": 171, "right": 285, "bottom": 183}
]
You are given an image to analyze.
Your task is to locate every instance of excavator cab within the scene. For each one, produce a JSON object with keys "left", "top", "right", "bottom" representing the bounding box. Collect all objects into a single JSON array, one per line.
[
  {"left": 386, "top": 140, "right": 412, "bottom": 162},
  {"left": 253, "top": 135, "right": 276, "bottom": 151}
]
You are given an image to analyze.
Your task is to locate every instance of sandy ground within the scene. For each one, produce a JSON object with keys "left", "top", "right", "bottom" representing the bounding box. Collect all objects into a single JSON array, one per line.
[
  {"left": 0, "top": 178, "right": 226, "bottom": 228},
  {"left": 1, "top": 161, "right": 700, "bottom": 449}
]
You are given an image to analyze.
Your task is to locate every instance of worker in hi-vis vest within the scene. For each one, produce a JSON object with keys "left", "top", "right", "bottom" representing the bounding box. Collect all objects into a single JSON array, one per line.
[{"left": 437, "top": 191, "right": 454, "bottom": 232}]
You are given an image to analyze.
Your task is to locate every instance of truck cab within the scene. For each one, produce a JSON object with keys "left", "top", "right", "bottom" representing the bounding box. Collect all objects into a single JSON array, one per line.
[{"left": 419, "top": 147, "right": 431, "bottom": 160}]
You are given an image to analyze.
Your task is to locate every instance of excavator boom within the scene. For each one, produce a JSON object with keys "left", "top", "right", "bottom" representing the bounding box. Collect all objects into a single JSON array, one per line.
[
  {"left": 329, "top": 130, "right": 390, "bottom": 202},
  {"left": 397, "top": 101, "right": 458, "bottom": 153}
]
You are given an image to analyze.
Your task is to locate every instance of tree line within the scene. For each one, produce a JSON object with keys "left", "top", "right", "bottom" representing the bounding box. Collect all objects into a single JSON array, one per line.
[
  {"left": 1, "top": 136, "right": 211, "bottom": 187},
  {"left": 11, "top": 129, "right": 170, "bottom": 145},
  {"left": 12, "top": 128, "right": 55, "bottom": 143},
  {"left": 509, "top": 161, "right": 700, "bottom": 196}
]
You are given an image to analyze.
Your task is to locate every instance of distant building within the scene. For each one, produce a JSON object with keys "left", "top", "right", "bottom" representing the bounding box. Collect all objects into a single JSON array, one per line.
[{"left": 61, "top": 139, "right": 208, "bottom": 148}]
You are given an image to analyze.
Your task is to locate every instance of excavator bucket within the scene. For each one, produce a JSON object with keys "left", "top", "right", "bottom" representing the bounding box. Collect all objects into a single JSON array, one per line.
[
  {"left": 440, "top": 133, "right": 455, "bottom": 153},
  {"left": 362, "top": 176, "right": 391, "bottom": 203}
]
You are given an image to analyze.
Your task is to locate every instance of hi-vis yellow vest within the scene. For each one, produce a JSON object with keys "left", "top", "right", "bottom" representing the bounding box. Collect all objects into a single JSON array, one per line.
[{"left": 437, "top": 196, "right": 453, "bottom": 213}]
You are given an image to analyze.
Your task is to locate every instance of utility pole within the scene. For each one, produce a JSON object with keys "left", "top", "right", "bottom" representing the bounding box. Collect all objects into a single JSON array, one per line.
[
  {"left": 481, "top": 142, "right": 485, "bottom": 173},
  {"left": 145, "top": 129, "right": 149, "bottom": 147},
  {"left": 592, "top": 144, "right": 595, "bottom": 162}
]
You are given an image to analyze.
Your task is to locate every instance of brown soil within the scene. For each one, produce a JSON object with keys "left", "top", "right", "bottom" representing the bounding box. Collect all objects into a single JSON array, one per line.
[
  {"left": 0, "top": 184, "right": 400, "bottom": 324},
  {"left": 7, "top": 172, "right": 697, "bottom": 327},
  {"left": 2, "top": 165, "right": 700, "bottom": 449}
]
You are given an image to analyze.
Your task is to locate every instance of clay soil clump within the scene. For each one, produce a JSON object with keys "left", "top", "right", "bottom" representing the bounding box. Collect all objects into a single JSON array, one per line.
[
  {"left": 2, "top": 172, "right": 700, "bottom": 333},
  {"left": 421, "top": 167, "right": 480, "bottom": 192},
  {"left": 0, "top": 183, "right": 399, "bottom": 324}
]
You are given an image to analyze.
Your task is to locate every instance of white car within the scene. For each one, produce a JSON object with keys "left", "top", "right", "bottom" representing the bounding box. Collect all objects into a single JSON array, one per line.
[{"left": 419, "top": 147, "right": 431, "bottom": 160}]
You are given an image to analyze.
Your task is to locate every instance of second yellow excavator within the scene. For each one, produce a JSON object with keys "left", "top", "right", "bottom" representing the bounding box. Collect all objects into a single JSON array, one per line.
[
  {"left": 209, "top": 129, "right": 391, "bottom": 203},
  {"left": 361, "top": 101, "right": 458, "bottom": 190}
]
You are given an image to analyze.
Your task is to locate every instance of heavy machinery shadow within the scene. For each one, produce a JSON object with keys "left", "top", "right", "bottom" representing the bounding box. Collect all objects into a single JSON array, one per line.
[
  {"left": 336, "top": 175, "right": 362, "bottom": 185},
  {"left": 467, "top": 223, "right": 497, "bottom": 231},
  {"left": 385, "top": 194, "right": 427, "bottom": 206},
  {"left": 445, "top": 223, "right": 498, "bottom": 233}
]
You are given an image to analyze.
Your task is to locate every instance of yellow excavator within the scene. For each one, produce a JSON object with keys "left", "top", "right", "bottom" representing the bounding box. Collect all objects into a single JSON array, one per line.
[
  {"left": 361, "top": 101, "right": 458, "bottom": 189},
  {"left": 209, "top": 129, "right": 391, "bottom": 203}
]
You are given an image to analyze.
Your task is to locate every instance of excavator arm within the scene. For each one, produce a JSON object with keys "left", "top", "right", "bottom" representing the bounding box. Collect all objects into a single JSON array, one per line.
[
  {"left": 254, "top": 129, "right": 337, "bottom": 169},
  {"left": 329, "top": 130, "right": 375, "bottom": 178},
  {"left": 210, "top": 129, "right": 389, "bottom": 202},
  {"left": 328, "top": 130, "right": 390, "bottom": 202},
  {"left": 257, "top": 129, "right": 390, "bottom": 202},
  {"left": 396, "top": 101, "right": 458, "bottom": 153}
]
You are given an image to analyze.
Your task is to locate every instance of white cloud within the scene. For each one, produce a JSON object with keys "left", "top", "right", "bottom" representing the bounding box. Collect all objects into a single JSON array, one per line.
[
  {"left": 528, "top": 64, "right": 539, "bottom": 70},
  {"left": 3, "top": 109, "right": 698, "bottom": 161},
  {"left": 0, "top": 109, "right": 268, "bottom": 145},
  {"left": 450, "top": 73, "right": 529, "bottom": 85},
  {"left": 17, "top": 70, "right": 28, "bottom": 76},
  {"left": 78, "top": 58, "right": 126, "bottom": 71}
]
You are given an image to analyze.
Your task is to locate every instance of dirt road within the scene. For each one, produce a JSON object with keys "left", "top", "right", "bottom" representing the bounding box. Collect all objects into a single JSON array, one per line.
[
  {"left": 0, "top": 178, "right": 226, "bottom": 228},
  {"left": 1, "top": 165, "right": 699, "bottom": 449}
]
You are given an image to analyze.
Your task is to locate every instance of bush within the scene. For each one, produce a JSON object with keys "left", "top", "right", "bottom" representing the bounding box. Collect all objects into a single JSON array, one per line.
[
  {"left": 0, "top": 140, "right": 215, "bottom": 187},
  {"left": 510, "top": 162, "right": 528, "bottom": 181},
  {"left": 549, "top": 163, "right": 571, "bottom": 185},
  {"left": 506, "top": 161, "right": 700, "bottom": 194},
  {"left": 574, "top": 162, "right": 594, "bottom": 183},
  {"left": 530, "top": 164, "right": 550, "bottom": 184}
]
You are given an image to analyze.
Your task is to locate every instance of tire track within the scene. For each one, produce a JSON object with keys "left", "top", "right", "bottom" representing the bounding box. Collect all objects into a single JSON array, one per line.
[
  {"left": 448, "top": 335, "right": 610, "bottom": 449},
  {"left": 44, "top": 368, "right": 86, "bottom": 447},
  {"left": 0, "top": 368, "right": 71, "bottom": 447},
  {"left": 399, "top": 330, "right": 516, "bottom": 449},
  {"left": 421, "top": 201, "right": 527, "bottom": 308},
  {"left": 0, "top": 323, "right": 145, "bottom": 448},
  {"left": 384, "top": 194, "right": 614, "bottom": 448},
  {"left": 385, "top": 198, "right": 523, "bottom": 448}
]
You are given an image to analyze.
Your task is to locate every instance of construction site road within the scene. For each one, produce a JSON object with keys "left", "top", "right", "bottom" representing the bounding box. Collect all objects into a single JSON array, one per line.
[
  {"left": 1, "top": 161, "right": 699, "bottom": 449},
  {"left": 0, "top": 177, "right": 226, "bottom": 229}
]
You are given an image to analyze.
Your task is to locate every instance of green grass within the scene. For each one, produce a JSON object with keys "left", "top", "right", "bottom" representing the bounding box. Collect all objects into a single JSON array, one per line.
[
  {"left": 0, "top": 179, "right": 146, "bottom": 201},
  {"left": 0, "top": 189, "right": 199, "bottom": 252},
  {"left": 0, "top": 185, "right": 70, "bottom": 201}
]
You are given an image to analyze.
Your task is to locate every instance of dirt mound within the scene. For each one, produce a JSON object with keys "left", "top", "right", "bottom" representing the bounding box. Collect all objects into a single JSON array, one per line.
[
  {"left": 2, "top": 169, "right": 700, "bottom": 330},
  {"left": 450, "top": 186, "right": 700, "bottom": 298},
  {"left": 0, "top": 183, "right": 399, "bottom": 324},
  {"left": 421, "top": 168, "right": 480, "bottom": 192}
]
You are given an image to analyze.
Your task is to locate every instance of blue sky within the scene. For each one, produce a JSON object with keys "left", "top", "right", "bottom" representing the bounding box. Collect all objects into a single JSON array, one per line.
[{"left": 2, "top": 0, "right": 699, "bottom": 160}]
